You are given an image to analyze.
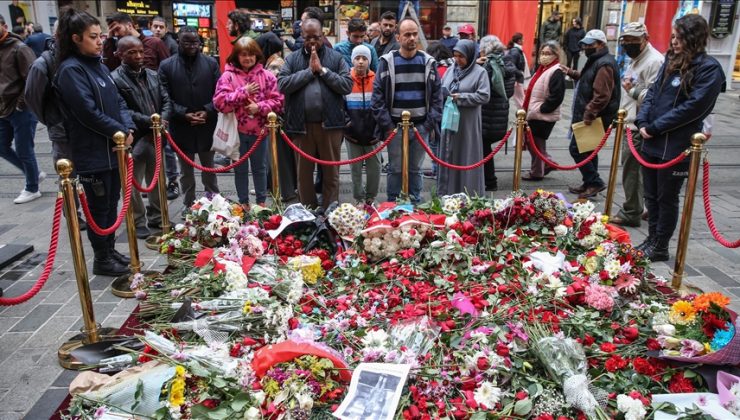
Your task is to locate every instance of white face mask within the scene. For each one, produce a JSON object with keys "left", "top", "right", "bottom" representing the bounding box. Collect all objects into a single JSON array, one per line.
[{"left": 539, "top": 54, "right": 555, "bottom": 66}]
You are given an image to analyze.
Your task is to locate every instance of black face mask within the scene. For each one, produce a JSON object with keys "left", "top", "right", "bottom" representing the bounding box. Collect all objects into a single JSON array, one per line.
[
  {"left": 622, "top": 43, "right": 642, "bottom": 59},
  {"left": 584, "top": 47, "right": 597, "bottom": 57}
]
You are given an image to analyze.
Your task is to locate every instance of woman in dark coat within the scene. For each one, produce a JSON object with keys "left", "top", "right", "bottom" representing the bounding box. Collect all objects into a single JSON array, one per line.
[
  {"left": 563, "top": 18, "right": 585, "bottom": 70},
  {"left": 634, "top": 14, "right": 724, "bottom": 262}
]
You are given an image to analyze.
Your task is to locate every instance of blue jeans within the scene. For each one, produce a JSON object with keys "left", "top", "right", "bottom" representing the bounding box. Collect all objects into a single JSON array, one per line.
[
  {"left": 0, "top": 109, "right": 40, "bottom": 192},
  {"left": 387, "top": 123, "right": 428, "bottom": 203},
  {"left": 568, "top": 133, "right": 604, "bottom": 188},
  {"left": 163, "top": 142, "right": 179, "bottom": 182},
  {"left": 235, "top": 133, "right": 268, "bottom": 204}
]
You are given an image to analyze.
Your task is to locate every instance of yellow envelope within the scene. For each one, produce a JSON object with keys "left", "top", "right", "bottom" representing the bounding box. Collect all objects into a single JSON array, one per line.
[{"left": 572, "top": 117, "right": 605, "bottom": 154}]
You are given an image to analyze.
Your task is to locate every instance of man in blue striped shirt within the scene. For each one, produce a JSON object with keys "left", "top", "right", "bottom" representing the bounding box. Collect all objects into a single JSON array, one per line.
[{"left": 371, "top": 18, "right": 443, "bottom": 203}]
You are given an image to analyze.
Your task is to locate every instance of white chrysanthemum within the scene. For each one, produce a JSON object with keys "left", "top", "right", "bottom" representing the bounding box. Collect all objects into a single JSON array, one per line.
[
  {"left": 554, "top": 224, "right": 568, "bottom": 236},
  {"left": 617, "top": 394, "right": 647, "bottom": 420},
  {"left": 223, "top": 260, "right": 248, "bottom": 290},
  {"left": 362, "top": 329, "right": 390, "bottom": 351},
  {"left": 474, "top": 381, "right": 502, "bottom": 408},
  {"left": 604, "top": 258, "right": 622, "bottom": 279}
]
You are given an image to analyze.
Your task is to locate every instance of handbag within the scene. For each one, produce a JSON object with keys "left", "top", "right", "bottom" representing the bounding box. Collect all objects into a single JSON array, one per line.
[
  {"left": 211, "top": 112, "right": 240, "bottom": 158},
  {"left": 441, "top": 96, "right": 460, "bottom": 133}
]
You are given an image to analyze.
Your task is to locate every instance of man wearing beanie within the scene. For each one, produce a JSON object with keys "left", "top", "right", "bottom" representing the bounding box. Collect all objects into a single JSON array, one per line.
[
  {"left": 344, "top": 44, "right": 380, "bottom": 203},
  {"left": 334, "top": 18, "right": 379, "bottom": 71}
]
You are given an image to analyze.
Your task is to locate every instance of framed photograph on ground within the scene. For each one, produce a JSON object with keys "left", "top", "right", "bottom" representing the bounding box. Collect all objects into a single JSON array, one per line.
[{"left": 333, "top": 363, "right": 411, "bottom": 420}]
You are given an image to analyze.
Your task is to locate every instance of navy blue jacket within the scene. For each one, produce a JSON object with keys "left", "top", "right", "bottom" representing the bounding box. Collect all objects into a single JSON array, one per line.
[
  {"left": 54, "top": 54, "right": 134, "bottom": 174},
  {"left": 24, "top": 32, "right": 51, "bottom": 57},
  {"left": 636, "top": 53, "right": 724, "bottom": 160}
]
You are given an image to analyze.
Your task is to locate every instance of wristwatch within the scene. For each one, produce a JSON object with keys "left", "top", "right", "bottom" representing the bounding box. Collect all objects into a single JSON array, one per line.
[{"left": 321, "top": 67, "right": 328, "bottom": 76}]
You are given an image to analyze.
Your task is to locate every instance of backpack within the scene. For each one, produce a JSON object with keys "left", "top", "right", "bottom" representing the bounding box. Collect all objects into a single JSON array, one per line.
[{"left": 25, "top": 50, "right": 64, "bottom": 128}]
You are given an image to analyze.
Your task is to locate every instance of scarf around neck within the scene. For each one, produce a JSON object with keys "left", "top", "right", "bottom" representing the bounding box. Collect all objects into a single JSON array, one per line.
[{"left": 449, "top": 39, "right": 477, "bottom": 93}]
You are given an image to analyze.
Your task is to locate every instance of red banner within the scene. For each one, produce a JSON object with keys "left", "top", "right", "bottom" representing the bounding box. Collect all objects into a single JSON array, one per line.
[
  {"left": 214, "top": 0, "right": 236, "bottom": 70},
  {"left": 487, "top": 0, "right": 539, "bottom": 65},
  {"left": 644, "top": 0, "right": 678, "bottom": 54}
]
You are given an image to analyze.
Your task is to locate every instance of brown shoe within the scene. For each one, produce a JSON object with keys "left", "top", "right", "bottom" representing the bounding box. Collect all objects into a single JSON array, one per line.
[
  {"left": 641, "top": 210, "right": 649, "bottom": 221},
  {"left": 522, "top": 173, "right": 544, "bottom": 181},
  {"left": 610, "top": 215, "right": 641, "bottom": 227},
  {"left": 578, "top": 184, "right": 606, "bottom": 199},
  {"left": 569, "top": 184, "right": 587, "bottom": 194}
]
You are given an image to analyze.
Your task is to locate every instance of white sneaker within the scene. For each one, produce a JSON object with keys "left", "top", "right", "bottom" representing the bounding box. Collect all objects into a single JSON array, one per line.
[
  {"left": 38, "top": 171, "right": 47, "bottom": 183},
  {"left": 14, "top": 190, "right": 42, "bottom": 204}
]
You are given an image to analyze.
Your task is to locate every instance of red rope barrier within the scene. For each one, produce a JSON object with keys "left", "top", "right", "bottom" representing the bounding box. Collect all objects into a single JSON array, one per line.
[
  {"left": 414, "top": 127, "right": 511, "bottom": 170},
  {"left": 79, "top": 157, "right": 134, "bottom": 236},
  {"left": 702, "top": 160, "right": 740, "bottom": 248},
  {"left": 625, "top": 127, "right": 689, "bottom": 170},
  {"left": 526, "top": 125, "right": 612, "bottom": 171},
  {"left": 0, "top": 196, "right": 63, "bottom": 306},
  {"left": 131, "top": 131, "right": 163, "bottom": 193},
  {"left": 164, "top": 129, "right": 266, "bottom": 173},
  {"left": 281, "top": 128, "right": 397, "bottom": 166}
]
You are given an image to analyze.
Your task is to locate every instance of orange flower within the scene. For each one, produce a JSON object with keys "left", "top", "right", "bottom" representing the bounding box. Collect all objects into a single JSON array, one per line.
[{"left": 692, "top": 292, "right": 731, "bottom": 312}]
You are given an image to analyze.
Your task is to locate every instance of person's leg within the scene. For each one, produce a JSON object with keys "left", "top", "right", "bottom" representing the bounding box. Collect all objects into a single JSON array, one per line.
[
  {"left": 568, "top": 134, "right": 603, "bottom": 187},
  {"left": 408, "top": 124, "right": 428, "bottom": 203},
  {"left": 365, "top": 145, "right": 381, "bottom": 202},
  {"left": 249, "top": 134, "right": 268, "bottom": 204},
  {"left": 0, "top": 116, "right": 24, "bottom": 171},
  {"left": 347, "top": 142, "right": 365, "bottom": 202},
  {"left": 573, "top": 53, "right": 580, "bottom": 71},
  {"left": 234, "top": 134, "right": 252, "bottom": 204},
  {"left": 386, "top": 129, "right": 403, "bottom": 202},
  {"left": 294, "top": 126, "right": 319, "bottom": 208},
  {"left": 617, "top": 130, "right": 643, "bottom": 224},
  {"left": 9, "top": 110, "right": 40, "bottom": 193},
  {"left": 198, "top": 151, "right": 219, "bottom": 195},
  {"left": 79, "top": 172, "right": 112, "bottom": 250},
  {"left": 164, "top": 142, "right": 179, "bottom": 183},
  {"left": 482, "top": 134, "right": 497, "bottom": 188},
  {"left": 566, "top": 50, "right": 574, "bottom": 69},
  {"left": 640, "top": 160, "right": 659, "bottom": 249},
  {"left": 655, "top": 162, "right": 688, "bottom": 242},
  {"left": 178, "top": 153, "right": 196, "bottom": 208},
  {"left": 317, "top": 128, "right": 343, "bottom": 209}
]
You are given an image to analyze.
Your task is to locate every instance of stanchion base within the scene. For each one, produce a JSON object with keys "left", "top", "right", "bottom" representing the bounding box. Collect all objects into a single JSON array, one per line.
[
  {"left": 111, "top": 270, "right": 160, "bottom": 298},
  {"left": 57, "top": 327, "right": 119, "bottom": 370},
  {"left": 144, "top": 235, "right": 160, "bottom": 251},
  {"left": 676, "top": 282, "right": 704, "bottom": 297}
]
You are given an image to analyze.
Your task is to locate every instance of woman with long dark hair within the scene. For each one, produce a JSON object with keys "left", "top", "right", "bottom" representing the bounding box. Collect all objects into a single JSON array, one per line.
[
  {"left": 507, "top": 32, "right": 529, "bottom": 108},
  {"left": 634, "top": 14, "right": 724, "bottom": 261},
  {"left": 54, "top": 7, "right": 135, "bottom": 276}
]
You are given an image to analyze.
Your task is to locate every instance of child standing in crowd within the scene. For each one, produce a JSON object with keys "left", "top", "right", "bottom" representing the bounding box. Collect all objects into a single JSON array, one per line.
[{"left": 344, "top": 45, "right": 380, "bottom": 205}]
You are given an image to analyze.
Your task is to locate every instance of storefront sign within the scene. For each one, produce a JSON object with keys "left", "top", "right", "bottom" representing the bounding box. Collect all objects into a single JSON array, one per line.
[
  {"left": 710, "top": 0, "right": 737, "bottom": 39},
  {"left": 116, "top": 0, "right": 161, "bottom": 17}
]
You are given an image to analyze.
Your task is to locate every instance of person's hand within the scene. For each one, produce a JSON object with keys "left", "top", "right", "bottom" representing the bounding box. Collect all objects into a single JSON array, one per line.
[
  {"left": 185, "top": 112, "right": 205, "bottom": 126},
  {"left": 246, "top": 82, "right": 259, "bottom": 95},
  {"left": 126, "top": 132, "right": 134, "bottom": 147},
  {"left": 247, "top": 103, "right": 259, "bottom": 115},
  {"left": 476, "top": 56, "right": 487, "bottom": 65},
  {"left": 310, "top": 46, "right": 322, "bottom": 74},
  {"left": 194, "top": 111, "right": 207, "bottom": 120},
  {"left": 559, "top": 64, "right": 570, "bottom": 74},
  {"left": 622, "top": 78, "right": 634, "bottom": 92},
  {"left": 583, "top": 118, "right": 592, "bottom": 126},
  {"left": 639, "top": 127, "right": 652, "bottom": 139},
  {"left": 108, "top": 22, "right": 119, "bottom": 38},
  {"left": 451, "top": 93, "right": 460, "bottom": 102}
]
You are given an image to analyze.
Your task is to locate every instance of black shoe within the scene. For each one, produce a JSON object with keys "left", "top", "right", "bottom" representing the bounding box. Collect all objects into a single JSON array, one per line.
[
  {"left": 79, "top": 217, "right": 87, "bottom": 231},
  {"left": 382, "top": 163, "right": 389, "bottom": 174},
  {"left": 568, "top": 184, "right": 587, "bottom": 194},
  {"left": 111, "top": 249, "right": 130, "bottom": 265},
  {"left": 136, "top": 226, "right": 150, "bottom": 239},
  {"left": 167, "top": 181, "right": 180, "bottom": 200},
  {"left": 643, "top": 237, "right": 670, "bottom": 262},
  {"left": 635, "top": 236, "right": 654, "bottom": 252},
  {"left": 93, "top": 258, "right": 130, "bottom": 277},
  {"left": 0, "top": 287, "right": 3, "bottom": 297},
  {"left": 486, "top": 183, "right": 498, "bottom": 192},
  {"left": 578, "top": 184, "right": 606, "bottom": 199}
]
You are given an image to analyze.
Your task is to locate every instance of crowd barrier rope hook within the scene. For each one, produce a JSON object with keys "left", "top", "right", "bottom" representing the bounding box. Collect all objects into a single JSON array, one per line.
[
  {"left": 604, "top": 109, "right": 627, "bottom": 218},
  {"left": 626, "top": 127, "right": 689, "bottom": 169},
  {"left": 414, "top": 127, "right": 511, "bottom": 170},
  {"left": 164, "top": 129, "right": 267, "bottom": 173},
  {"left": 267, "top": 112, "right": 281, "bottom": 200},
  {"left": 111, "top": 132, "right": 142, "bottom": 298},
  {"left": 672, "top": 133, "right": 706, "bottom": 290},
  {"left": 512, "top": 109, "right": 526, "bottom": 192},
  {"left": 56, "top": 159, "right": 119, "bottom": 369},
  {"left": 401, "top": 111, "right": 412, "bottom": 198},
  {"left": 153, "top": 114, "right": 171, "bottom": 236},
  {"left": 702, "top": 159, "right": 740, "bottom": 248}
]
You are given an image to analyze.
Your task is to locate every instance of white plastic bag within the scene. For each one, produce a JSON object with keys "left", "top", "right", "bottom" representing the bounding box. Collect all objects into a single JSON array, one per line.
[{"left": 211, "top": 112, "right": 240, "bottom": 157}]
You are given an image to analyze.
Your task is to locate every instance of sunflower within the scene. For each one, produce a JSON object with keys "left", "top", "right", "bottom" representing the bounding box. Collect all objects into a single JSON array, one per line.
[
  {"left": 669, "top": 300, "right": 697, "bottom": 325},
  {"left": 692, "top": 292, "right": 731, "bottom": 312}
]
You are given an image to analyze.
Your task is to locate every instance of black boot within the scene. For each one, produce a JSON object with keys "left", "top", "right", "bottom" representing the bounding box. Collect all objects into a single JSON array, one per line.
[
  {"left": 109, "top": 236, "right": 130, "bottom": 265},
  {"left": 643, "top": 236, "right": 670, "bottom": 262},
  {"left": 635, "top": 236, "right": 654, "bottom": 252},
  {"left": 93, "top": 249, "right": 130, "bottom": 277}
]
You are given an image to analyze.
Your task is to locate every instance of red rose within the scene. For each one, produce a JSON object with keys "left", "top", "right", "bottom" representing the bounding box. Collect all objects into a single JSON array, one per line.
[
  {"left": 229, "top": 343, "right": 242, "bottom": 357},
  {"left": 201, "top": 399, "right": 220, "bottom": 409},
  {"left": 515, "top": 391, "right": 528, "bottom": 400},
  {"left": 622, "top": 327, "right": 639, "bottom": 342},
  {"left": 288, "top": 317, "right": 299, "bottom": 330},
  {"left": 496, "top": 342, "right": 510, "bottom": 357},
  {"left": 600, "top": 342, "right": 616, "bottom": 353},
  {"left": 668, "top": 372, "right": 696, "bottom": 393},
  {"left": 632, "top": 357, "right": 656, "bottom": 376},
  {"left": 604, "top": 354, "right": 628, "bottom": 372},
  {"left": 582, "top": 334, "right": 595, "bottom": 347},
  {"left": 534, "top": 415, "right": 554, "bottom": 420},
  {"left": 646, "top": 337, "right": 662, "bottom": 351},
  {"left": 408, "top": 405, "right": 421, "bottom": 419},
  {"left": 476, "top": 357, "right": 490, "bottom": 371}
]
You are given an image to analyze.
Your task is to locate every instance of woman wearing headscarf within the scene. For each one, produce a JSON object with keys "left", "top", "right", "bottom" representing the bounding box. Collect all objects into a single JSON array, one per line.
[
  {"left": 522, "top": 41, "right": 565, "bottom": 181},
  {"left": 437, "top": 39, "right": 491, "bottom": 196}
]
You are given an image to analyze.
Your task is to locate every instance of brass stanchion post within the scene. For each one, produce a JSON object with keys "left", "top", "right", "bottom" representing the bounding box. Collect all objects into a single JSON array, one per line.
[
  {"left": 111, "top": 132, "right": 141, "bottom": 298},
  {"left": 153, "top": 114, "right": 170, "bottom": 235},
  {"left": 56, "top": 159, "right": 117, "bottom": 369},
  {"left": 267, "top": 112, "right": 280, "bottom": 201},
  {"left": 401, "top": 110, "right": 411, "bottom": 198},
  {"left": 512, "top": 109, "right": 526, "bottom": 192},
  {"left": 604, "top": 109, "right": 626, "bottom": 218},
  {"left": 672, "top": 133, "right": 705, "bottom": 290}
]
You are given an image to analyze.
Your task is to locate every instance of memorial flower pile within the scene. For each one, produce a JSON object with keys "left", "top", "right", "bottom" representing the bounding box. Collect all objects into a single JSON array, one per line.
[{"left": 64, "top": 192, "right": 739, "bottom": 420}]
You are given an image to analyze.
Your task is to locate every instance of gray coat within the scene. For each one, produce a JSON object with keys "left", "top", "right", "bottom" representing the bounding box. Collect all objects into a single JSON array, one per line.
[{"left": 437, "top": 63, "right": 491, "bottom": 197}]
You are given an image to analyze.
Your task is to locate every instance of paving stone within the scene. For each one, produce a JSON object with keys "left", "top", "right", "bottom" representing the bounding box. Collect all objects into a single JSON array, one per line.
[
  {"left": 9, "top": 304, "right": 61, "bottom": 333},
  {"left": 26, "top": 316, "right": 80, "bottom": 349},
  {"left": 23, "top": 388, "right": 69, "bottom": 420},
  {"left": 0, "top": 332, "right": 32, "bottom": 365},
  {"left": 696, "top": 266, "right": 740, "bottom": 288},
  {"left": 51, "top": 369, "right": 79, "bottom": 388},
  {"left": 43, "top": 280, "right": 80, "bottom": 305},
  {"left": 68, "top": 303, "right": 117, "bottom": 332},
  {"left": 0, "top": 290, "right": 49, "bottom": 317}
]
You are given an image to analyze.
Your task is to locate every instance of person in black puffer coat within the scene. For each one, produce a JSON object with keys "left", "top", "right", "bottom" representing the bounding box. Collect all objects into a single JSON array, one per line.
[{"left": 479, "top": 35, "right": 515, "bottom": 191}]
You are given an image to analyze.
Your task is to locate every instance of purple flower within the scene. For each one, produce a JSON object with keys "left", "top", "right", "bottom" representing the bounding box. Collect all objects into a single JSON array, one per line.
[
  {"left": 94, "top": 406, "right": 108, "bottom": 418},
  {"left": 679, "top": 339, "right": 705, "bottom": 358}
]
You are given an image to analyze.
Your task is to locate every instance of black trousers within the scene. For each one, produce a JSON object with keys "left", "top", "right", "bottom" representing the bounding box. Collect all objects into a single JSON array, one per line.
[
  {"left": 642, "top": 155, "right": 689, "bottom": 240},
  {"left": 79, "top": 169, "right": 120, "bottom": 250},
  {"left": 482, "top": 132, "right": 503, "bottom": 189},
  {"left": 566, "top": 50, "right": 580, "bottom": 71}
]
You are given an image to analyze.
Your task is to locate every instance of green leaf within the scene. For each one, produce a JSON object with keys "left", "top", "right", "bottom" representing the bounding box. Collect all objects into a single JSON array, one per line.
[
  {"left": 230, "top": 392, "right": 252, "bottom": 412},
  {"left": 683, "top": 370, "right": 697, "bottom": 379},
  {"left": 207, "top": 406, "right": 234, "bottom": 419},
  {"left": 527, "top": 383, "right": 544, "bottom": 398},
  {"left": 134, "top": 378, "right": 144, "bottom": 401},
  {"left": 514, "top": 398, "right": 533, "bottom": 416},
  {"left": 469, "top": 412, "right": 488, "bottom": 420}
]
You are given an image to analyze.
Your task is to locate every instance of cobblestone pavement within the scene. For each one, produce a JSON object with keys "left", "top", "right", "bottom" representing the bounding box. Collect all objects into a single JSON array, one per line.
[{"left": 0, "top": 92, "right": 739, "bottom": 419}]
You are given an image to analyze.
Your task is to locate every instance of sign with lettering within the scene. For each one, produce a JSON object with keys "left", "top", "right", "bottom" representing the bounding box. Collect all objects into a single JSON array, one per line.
[
  {"left": 116, "top": 0, "right": 161, "bottom": 17},
  {"left": 710, "top": 0, "right": 737, "bottom": 39}
]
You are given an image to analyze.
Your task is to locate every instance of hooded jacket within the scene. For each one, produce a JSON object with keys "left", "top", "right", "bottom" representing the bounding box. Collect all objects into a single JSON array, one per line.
[
  {"left": 344, "top": 68, "right": 377, "bottom": 145},
  {"left": 333, "top": 40, "right": 379, "bottom": 72},
  {"left": 636, "top": 53, "right": 724, "bottom": 160},
  {"left": 0, "top": 31, "right": 36, "bottom": 118},
  {"left": 54, "top": 53, "right": 135, "bottom": 174},
  {"left": 213, "top": 62, "right": 284, "bottom": 136}
]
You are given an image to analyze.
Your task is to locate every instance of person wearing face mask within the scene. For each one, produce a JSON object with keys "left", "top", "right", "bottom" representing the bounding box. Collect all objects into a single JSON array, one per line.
[
  {"left": 609, "top": 22, "right": 663, "bottom": 229},
  {"left": 560, "top": 29, "right": 620, "bottom": 199}
]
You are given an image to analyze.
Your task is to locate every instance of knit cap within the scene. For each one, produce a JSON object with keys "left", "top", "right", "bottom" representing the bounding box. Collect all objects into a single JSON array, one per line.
[{"left": 351, "top": 45, "right": 371, "bottom": 62}]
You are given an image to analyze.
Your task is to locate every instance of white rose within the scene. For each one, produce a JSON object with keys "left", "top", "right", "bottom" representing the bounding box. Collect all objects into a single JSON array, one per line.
[{"left": 244, "top": 406, "right": 261, "bottom": 420}]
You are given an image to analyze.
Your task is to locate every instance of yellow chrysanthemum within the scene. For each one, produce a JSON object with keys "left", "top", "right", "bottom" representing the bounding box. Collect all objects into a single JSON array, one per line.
[
  {"left": 601, "top": 215, "right": 610, "bottom": 225},
  {"left": 169, "top": 377, "right": 186, "bottom": 406},
  {"left": 175, "top": 365, "right": 186, "bottom": 377},
  {"left": 288, "top": 255, "right": 324, "bottom": 285},
  {"left": 692, "top": 292, "right": 731, "bottom": 312},
  {"left": 243, "top": 300, "right": 253, "bottom": 314},
  {"left": 669, "top": 300, "right": 697, "bottom": 325}
]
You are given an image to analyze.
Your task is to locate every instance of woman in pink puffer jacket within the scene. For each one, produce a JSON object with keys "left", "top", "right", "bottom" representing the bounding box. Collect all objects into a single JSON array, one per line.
[{"left": 213, "top": 37, "right": 284, "bottom": 206}]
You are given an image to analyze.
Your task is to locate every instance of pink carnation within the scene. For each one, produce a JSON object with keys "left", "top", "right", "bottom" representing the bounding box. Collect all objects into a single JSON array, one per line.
[{"left": 584, "top": 284, "right": 616, "bottom": 312}]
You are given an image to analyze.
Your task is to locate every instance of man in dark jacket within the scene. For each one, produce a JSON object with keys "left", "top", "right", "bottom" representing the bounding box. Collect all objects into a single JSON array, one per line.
[
  {"left": 158, "top": 27, "right": 220, "bottom": 211},
  {"left": 371, "top": 11, "right": 400, "bottom": 57},
  {"left": 0, "top": 14, "right": 44, "bottom": 205},
  {"left": 440, "top": 25, "right": 458, "bottom": 51},
  {"left": 561, "top": 29, "right": 620, "bottom": 199},
  {"left": 278, "top": 18, "right": 352, "bottom": 210},
  {"left": 151, "top": 16, "right": 178, "bottom": 56},
  {"left": 103, "top": 12, "right": 169, "bottom": 71},
  {"left": 24, "top": 23, "right": 50, "bottom": 57},
  {"left": 112, "top": 36, "right": 172, "bottom": 238},
  {"left": 540, "top": 11, "right": 562, "bottom": 45}
]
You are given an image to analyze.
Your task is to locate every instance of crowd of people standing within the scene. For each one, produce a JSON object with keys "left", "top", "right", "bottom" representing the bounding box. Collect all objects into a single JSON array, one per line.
[{"left": 0, "top": 5, "right": 725, "bottom": 278}]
